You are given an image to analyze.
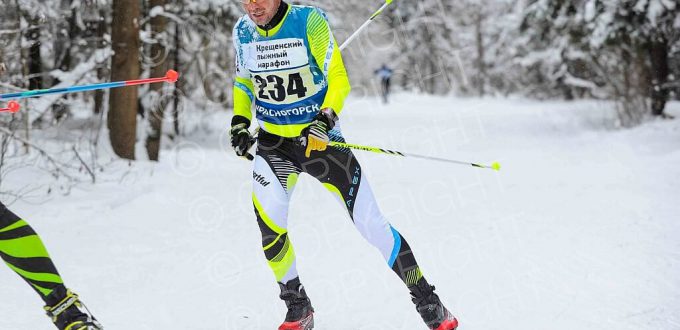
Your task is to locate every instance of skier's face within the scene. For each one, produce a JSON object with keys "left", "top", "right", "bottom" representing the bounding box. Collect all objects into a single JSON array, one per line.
[{"left": 242, "top": 0, "right": 281, "bottom": 26}]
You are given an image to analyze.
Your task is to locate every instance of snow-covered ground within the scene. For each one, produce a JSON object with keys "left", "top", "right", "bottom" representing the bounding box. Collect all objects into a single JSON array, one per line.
[{"left": 1, "top": 94, "right": 679, "bottom": 330}]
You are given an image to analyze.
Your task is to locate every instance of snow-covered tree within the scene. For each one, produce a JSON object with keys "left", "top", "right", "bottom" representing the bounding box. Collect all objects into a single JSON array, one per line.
[{"left": 517, "top": 0, "right": 679, "bottom": 124}]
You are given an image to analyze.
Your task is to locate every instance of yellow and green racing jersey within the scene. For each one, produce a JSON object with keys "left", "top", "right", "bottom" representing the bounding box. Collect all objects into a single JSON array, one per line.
[{"left": 232, "top": 5, "right": 351, "bottom": 137}]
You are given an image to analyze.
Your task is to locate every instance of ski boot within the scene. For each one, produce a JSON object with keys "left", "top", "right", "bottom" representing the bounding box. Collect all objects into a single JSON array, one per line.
[
  {"left": 44, "top": 286, "right": 103, "bottom": 330},
  {"left": 278, "top": 277, "right": 314, "bottom": 330},
  {"left": 410, "top": 279, "right": 458, "bottom": 330}
]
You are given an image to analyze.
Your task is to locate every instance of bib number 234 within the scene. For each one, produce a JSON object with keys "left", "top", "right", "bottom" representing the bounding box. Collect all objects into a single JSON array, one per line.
[{"left": 254, "top": 72, "right": 308, "bottom": 102}]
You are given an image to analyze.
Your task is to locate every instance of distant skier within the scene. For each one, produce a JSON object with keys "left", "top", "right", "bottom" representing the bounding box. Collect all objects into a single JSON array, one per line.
[
  {"left": 375, "top": 64, "right": 393, "bottom": 104},
  {"left": 229, "top": 1, "right": 458, "bottom": 329},
  {"left": 0, "top": 202, "right": 102, "bottom": 330}
]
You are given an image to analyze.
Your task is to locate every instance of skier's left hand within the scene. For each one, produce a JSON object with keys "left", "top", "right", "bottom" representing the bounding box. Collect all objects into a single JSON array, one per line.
[
  {"left": 230, "top": 115, "right": 255, "bottom": 160},
  {"left": 300, "top": 108, "right": 337, "bottom": 158}
]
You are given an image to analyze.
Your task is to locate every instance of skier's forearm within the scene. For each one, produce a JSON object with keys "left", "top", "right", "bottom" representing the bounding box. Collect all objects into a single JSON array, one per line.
[{"left": 322, "top": 48, "right": 351, "bottom": 115}]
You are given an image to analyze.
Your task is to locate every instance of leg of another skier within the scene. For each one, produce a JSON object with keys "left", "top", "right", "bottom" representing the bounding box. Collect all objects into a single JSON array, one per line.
[{"left": 0, "top": 202, "right": 102, "bottom": 329}]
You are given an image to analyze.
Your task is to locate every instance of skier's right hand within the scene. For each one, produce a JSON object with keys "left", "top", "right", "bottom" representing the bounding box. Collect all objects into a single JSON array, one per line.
[{"left": 230, "top": 115, "right": 254, "bottom": 161}]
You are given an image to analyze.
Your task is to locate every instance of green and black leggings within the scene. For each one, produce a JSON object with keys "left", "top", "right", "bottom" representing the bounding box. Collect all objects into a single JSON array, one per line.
[
  {"left": 252, "top": 127, "right": 426, "bottom": 288},
  {"left": 0, "top": 201, "right": 64, "bottom": 302}
]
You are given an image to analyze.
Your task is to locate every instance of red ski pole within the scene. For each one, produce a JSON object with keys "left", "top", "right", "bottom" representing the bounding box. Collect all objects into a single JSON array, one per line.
[
  {"left": 0, "top": 70, "right": 179, "bottom": 101},
  {"left": 0, "top": 101, "right": 20, "bottom": 113}
]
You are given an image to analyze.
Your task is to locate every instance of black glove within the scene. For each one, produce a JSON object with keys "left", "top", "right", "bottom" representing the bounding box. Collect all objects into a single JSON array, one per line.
[
  {"left": 300, "top": 108, "right": 337, "bottom": 158},
  {"left": 230, "top": 115, "right": 254, "bottom": 160}
]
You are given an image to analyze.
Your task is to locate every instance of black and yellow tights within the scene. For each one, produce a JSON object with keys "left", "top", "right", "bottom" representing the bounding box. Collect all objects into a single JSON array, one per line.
[{"left": 0, "top": 201, "right": 64, "bottom": 302}]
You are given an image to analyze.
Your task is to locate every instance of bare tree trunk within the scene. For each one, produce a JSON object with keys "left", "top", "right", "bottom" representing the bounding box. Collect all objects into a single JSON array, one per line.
[
  {"left": 24, "top": 13, "right": 42, "bottom": 90},
  {"left": 648, "top": 35, "right": 670, "bottom": 117},
  {"left": 53, "top": 0, "right": 77, "bottom": 121},
  {"left": 17, "top": 1, "right": 31, "bottom": 151},
  {"left": 54, "top": 1, "right": 74, "bottom": 77},
  {"left": 427, "top": 58, "right": 435, "bottom": 94},
  {"left": 108, "top": 0, "right": 140, "bottom": 160},
  {"left": 621, "top": 48, "right": 634, "bottom": 126},
  {"left": 0, "top": 7, "right": 7, "bottom": 77},
  {"left": 93, "top": 9, "right": 108, "bottom": 115},
  {"left": 172, "top": 15, "right": 181, "bottom": 136},
  {"left": 145, "top": 0, "right": 168, "bottom": 161},
  {"left": 474, "top": 10, "right": 486, "bottom": 97}
]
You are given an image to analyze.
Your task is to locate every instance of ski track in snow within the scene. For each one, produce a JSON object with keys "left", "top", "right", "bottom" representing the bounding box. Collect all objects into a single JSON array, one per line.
[{"left": 1, "top": 95, "right": 679, "bottom": 330}]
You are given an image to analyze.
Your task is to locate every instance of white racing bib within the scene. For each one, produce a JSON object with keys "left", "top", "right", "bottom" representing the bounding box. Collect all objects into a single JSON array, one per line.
[{"left": 245, "top": 38, "right": 322, "bottom": 105}]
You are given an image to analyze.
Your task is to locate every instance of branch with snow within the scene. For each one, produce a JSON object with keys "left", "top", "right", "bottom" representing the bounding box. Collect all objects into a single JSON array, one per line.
[{"left": 30, "top": 48, "right": 112, "bottom": 123}]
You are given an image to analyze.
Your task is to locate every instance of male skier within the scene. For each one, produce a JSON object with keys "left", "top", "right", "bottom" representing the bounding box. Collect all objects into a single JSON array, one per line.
[
  {"left": 229, "top": 1, "right": 458, "bottom": 329},
  {"left": 0, "top": 202, "right": 101, "bottom": 329},
  {"left": 375, "top": 64, "right": 394, "bottom": 104}
]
